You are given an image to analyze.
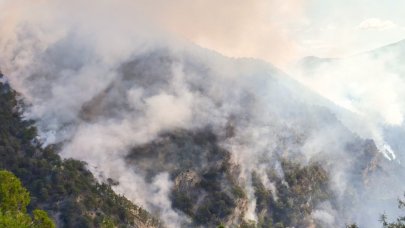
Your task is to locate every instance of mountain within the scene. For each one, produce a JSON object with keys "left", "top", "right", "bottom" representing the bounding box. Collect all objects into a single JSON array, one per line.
[
  {"left": 4, "top": 41, "right": 405, "bottom": 228},
  {"left": 0, "top": 13, "right": 404, "bottom": 226},
  {"left": 295, "top": 39, "right": 405, "bottom": 76},
  {"left": 367, "top": 39, "right": 405, "bottom": 58}
]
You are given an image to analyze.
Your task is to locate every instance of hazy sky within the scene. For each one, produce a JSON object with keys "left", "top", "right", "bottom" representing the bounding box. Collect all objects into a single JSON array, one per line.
[
  {"left": 0, "top": 0, "right": 404, "bottom": 67},
  {"left": 300, "top": 0, "right": 405, "bottom": 58},
  {"left": 152, "top": 0, "right": 405, "bottom": 67}
]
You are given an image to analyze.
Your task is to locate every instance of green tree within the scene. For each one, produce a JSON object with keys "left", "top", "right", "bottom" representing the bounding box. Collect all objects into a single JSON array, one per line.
[
  {"left": 33, "top": 209, "right": 56, "bottom": 228},
  {"left": 0, "top": 170, "right": 55, "bottom": 228},
  {"left": 0, "top": 211, "right": 32, "bottom": 228},
  {"left": 0, "top": 170, "right": 30, "bottom": 213},
  {"left": 101, "top": 217, "right": 115, "bottom": 228}
]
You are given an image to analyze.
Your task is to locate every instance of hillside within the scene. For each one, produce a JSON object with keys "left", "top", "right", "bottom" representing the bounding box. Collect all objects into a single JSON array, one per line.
[
  {"left": 0, "top": 73, "right": 349, "bottom": 227},
  {"left": 0, "top": 74, "right": 160, "bottom": 228}
]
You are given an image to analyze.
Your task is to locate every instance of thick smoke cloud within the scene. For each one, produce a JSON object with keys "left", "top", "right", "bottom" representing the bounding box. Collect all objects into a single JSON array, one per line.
[{"left": 0, "top": 0, "right": 404, "bottom": 227}]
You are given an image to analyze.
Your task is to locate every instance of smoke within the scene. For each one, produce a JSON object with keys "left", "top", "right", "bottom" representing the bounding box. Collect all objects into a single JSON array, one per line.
[
  {"left": 291, "top": 42, "right": 405, "bottom": 160},
  {"left": 0, "top": 0, "right": 404, "bottom": 227},
  {"left": 290, "top": 42, "right": 405, "bottom": 226}
]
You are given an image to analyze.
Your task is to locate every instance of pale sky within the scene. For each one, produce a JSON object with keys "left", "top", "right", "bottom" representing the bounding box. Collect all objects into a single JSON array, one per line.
[
  {"left": 299, "top": 0, "right": 405, "bottom": 58},
  {"left": 153, "top": 0, "right": 405, "bottom": 67},
  {"left": 1, "top": 0, "right": 404, "bottom": 67}
]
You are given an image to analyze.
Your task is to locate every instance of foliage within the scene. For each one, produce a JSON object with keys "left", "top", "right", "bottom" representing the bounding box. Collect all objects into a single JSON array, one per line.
[
  {"left": 33, "top": 209, "right": 56, "bottom": 228},
  {"left": 0, "top": 170, "right": 30, "bottom": 213},
  {"left": 0, "top": 170, "right": 55, "bottom": 228},
  {"left": 0, "top": 210, "right": 32, "bottom": 228}
]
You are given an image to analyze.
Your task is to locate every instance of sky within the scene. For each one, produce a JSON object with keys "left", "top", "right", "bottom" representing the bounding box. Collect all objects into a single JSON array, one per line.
[
  {"left": 300, "top": 0, "right": 405, "bottom": 58},
  {"left": 1, "top": 0, "right": 403, "bottom": 67},
  {"left": 150, "top": 0, "right": 405, "bottom": 67}
]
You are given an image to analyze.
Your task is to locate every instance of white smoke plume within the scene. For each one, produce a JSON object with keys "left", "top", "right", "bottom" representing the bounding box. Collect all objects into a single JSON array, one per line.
[{"left": 0, "top": 0, "right": 404, "bottom": 227}]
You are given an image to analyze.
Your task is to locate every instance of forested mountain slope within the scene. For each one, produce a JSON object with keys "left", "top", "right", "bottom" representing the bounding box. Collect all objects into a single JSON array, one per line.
[{"left": 0, "top": 74, "right": 160, "bottom": 228}]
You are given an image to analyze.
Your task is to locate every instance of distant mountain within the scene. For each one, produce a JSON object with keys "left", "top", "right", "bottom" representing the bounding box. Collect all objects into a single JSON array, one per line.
[
  {"left": 296, "top": 39, "right": 405, "bottom": 70},
  {"left": 366, "top": 39, "right": 405, "bottom": 57}
]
